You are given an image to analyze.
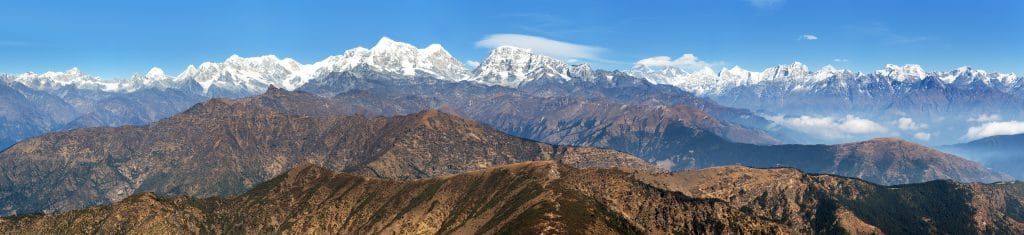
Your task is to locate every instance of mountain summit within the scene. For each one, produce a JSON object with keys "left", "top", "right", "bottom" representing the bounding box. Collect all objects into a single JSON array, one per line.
[
  {"left": 312, "top": 36, "right": 467, "bottom": 81},
  {"left": 469, "top": 46, "right": 595, "bottom": 87}
]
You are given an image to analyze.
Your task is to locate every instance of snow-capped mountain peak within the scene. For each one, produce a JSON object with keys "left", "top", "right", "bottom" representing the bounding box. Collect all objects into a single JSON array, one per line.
[
  {"left": 720, "top": 66, "right": 762, "bottom": 84},
  {"left": 312, "top": 37, "right": 466, "bottom": 80},
  {"left": 130, "top": 67, "right": 172, "bottom": 84},
  {"left": 6, "top": 36, "right": 1021, "bottom": 98},
  {"left": 876, "top": 64, "right": 926, "bottom": 82},
  {"left": 145, "top": 67, "right": 168, "bottom": 79},
  {"left": 178, "top": 65, "right": 198, "bottom": 78},
  {"left": 626, "top": 59, "right": 1023, "bottom": 98},
  {"left": 180, "top": 54, "right": 311, "bottom": 93},
  {"left": 372, "top": 36, "right": 405, "bottom": 50},
  {"left": 628, "top": 63, "right": 688, "bottom": 85},
  {"left": 812, "top": 65, "right": 853, "bottom": 81},
  {"left": 12, "top": 67, "right": 125, "bottom": 92},
  {"left": 816, "top": 65, "right": 846, "bottom": 74},
  {"left": 470, "top": 45, "right": 591, "bottom": 87},
  {"left": 761, "top": 62, "right": 810, "bottom": 81},
  {"left": 694, "top": 66, "right": 716, "bottom": 77},
  {"left": 414, "top": 43, "right": 467, "bottom": 80},
  {"left": 367, "top": 37, "right": 421, "bottom": 75},
  {"left": 419, "top": 43, "right": 446, "bottom": 55},
  {"left": 941, "top": 66, "right": 1020, "bottom": 87},
  {"left": 64, "top": 67, "right": 82, "bottom": 76},
  {"left": 719, "top": 66, "right": 755, "bottom": 79},
  {"left": 941, "top": 66, "right": 980, "bottom": 84},
  {"left": 120, "top": 67, "right": 183, "bottom": 91}
]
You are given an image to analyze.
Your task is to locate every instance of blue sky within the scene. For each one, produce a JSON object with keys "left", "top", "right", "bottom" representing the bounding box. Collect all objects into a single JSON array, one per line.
[{"left": 1, "top": 0, "right": 1021, "bottom": 79}]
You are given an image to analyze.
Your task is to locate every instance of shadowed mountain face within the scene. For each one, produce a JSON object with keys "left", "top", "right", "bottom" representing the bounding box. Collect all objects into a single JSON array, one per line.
[
  {"left": 252, "top": 87, "right": 1013, "bottom": 185},
  {"left": 641, "top": 166, "right": 1024, "bottom": 234},
  {"left": 0, "top": 82, "right": 78, "bottom": 148},
  {"left": 826, "top": 138, "right": 1012, "bottom": 184},
  {"left": 0, "top": 78, "right": 210, "bottom": 150},
  {"left": 301, "top": 71, "right": 787, "bottom": 145},
  {"left": 942, "top": 134, "right": 1024, "bottom": 179},
  {"left": 0, "top": 91, "right": 656, "bottom": 216},
  {"left": 4, "top": 162, "right": 1022, "bottom": 234}
]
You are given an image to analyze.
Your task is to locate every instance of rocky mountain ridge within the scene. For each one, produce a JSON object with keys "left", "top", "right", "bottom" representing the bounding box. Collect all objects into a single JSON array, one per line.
[
  {"left": 195, "top": 88, "right": 1013, "bottom": 185},
  {"left": 0, "top": 90, "right": 656, "bottom": 215},
  {"left": 3, "top": 161, "right": 1021, "bottom": 234}
]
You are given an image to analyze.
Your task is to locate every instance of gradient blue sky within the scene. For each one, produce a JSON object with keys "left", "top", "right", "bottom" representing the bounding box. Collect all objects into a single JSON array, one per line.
[{"left": 1, "top": 0, "right": 1021, "bottom": 79}]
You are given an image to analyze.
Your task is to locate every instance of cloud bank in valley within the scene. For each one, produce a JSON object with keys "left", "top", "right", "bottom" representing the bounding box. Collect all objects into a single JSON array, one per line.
[
  {"left": 768, "top": 115, "right": 888, "bottom": 140},
  {"left": 964, "top": 121, "right": 1024, "bottom": 141}
]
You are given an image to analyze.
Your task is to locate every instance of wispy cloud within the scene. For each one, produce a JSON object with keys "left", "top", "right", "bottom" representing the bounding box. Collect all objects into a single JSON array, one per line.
[
  {"left": 963, "top": 121, "right": 1024, "bottom": 140},
  {"left": 833, "top": 58, "right": 849, "bottom": 62},
  {"left": 633, "top": 54, "right": 719, "bottom": 71},
  {"left": 749, "top": 0, "right": 785, "bottom": 9},
  {"left": 476, "top": 34, "right": 605, "bottom": 62},
  {"left": 799, "top": 34, "right": 818, "bottom": 41}
]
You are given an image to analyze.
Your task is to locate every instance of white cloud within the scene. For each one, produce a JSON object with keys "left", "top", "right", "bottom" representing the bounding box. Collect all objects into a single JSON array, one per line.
[
  {"left": 768, "top": 115, "right": 889, "bottom": 140},
  {"left": 913, "top": 132, "right": 932, "bottom": 141},
  {"left": 633, "top": 54, "right": 713, "bottom": 71},
  {"left": 655, "top": 159, "right": 676, "bottom": 171},
  {"left": 895, "top": 117, "right": 928, "bottom": 131},
  {"left": 749, "top": 0, "right": 784, "bottom": 8},
  {"left": 464, "top": 60, "right": 480, "bottom": 68},
  {"left": 833, "top": 58, "right": 848, "bottom": 62},
  {"left": 799, "top": 34, "right": 819, "bottom": 41},
  {"left": 963, "top": 121, "right": 1024, "bottom": 140},
  {"left": 968, "top": 114, "right": 1001, "bottom": 122},
  {"left": 475, "top": 34, "right": 604, "bottom": 62}
]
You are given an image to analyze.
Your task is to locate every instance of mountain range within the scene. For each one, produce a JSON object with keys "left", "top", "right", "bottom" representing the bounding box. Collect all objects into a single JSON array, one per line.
[
  {"left": 629, "top": 62, "right": 1024, "bottom": 144},
  {"left": 1, "top": 87, "right": 1011, "bottom": 216},
  {"left": 1, "top": 36, "right": 1022, "bottom": 233},
  {"left": 5, "top": 37, "right": 1023, "bottom": 147},
  {"left": 0, "top": 37, "right": 791, "bottom": 149},
  {"left": 0, "top": 37, "right": 1014, "bottom": 182},
  {"left": 293, "top": 79, "right": 1013, "bottom": 185},
  {"left": 0, "top": 37, "right": 1016, "bottom": 178},
  {"left": 0, "top": 89, "right": 657, "bottom": 216},
  {"left": 3, "top": 161, "right": 1021, "bottom": 234}
]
